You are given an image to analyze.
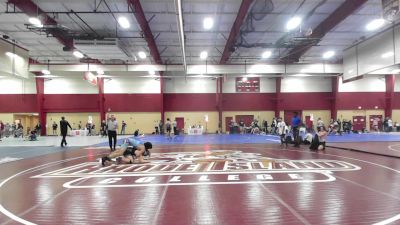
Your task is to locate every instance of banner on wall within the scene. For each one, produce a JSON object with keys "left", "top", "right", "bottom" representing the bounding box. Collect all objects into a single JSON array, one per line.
[{"left": 84, "top": 72, "right": 98, "bottom": 86}]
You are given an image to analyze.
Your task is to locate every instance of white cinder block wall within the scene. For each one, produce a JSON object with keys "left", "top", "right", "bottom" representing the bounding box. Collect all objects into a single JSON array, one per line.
[
  {"left": 281, "top": 77, "right": 332, "bottom": 92},
  {"left": 338, "top": 76, "right": 386, "bottom": 92},
  {"left": 44, "top": 77, "right": 98, "bottom": 94},
  {"left": 104, "top": 77, "right": 160, "bottom": 94},
  {"left": 164, "top": 77, "right": 216, "bottom": 93},
  {"left": 0, "top": 76, "right": 36, "bottom": 94}
]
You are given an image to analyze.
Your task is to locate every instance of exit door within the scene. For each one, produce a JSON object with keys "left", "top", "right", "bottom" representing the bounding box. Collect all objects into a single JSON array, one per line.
[
  {"left": 369, "top": 115, "right": 382, "bottom": 131},
  {"left": 225, "top": 117, "right": 233, "bottom": 133},
  {"left": 352, "top": 116, "right": 366, "bottom": 131},
  {"left": 175, "top": 117, "right": 184, "bottom": 130}
]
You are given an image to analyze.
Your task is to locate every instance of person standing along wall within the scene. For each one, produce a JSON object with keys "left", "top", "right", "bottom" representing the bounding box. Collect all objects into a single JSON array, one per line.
[
  {"left": 291, "top": 112, "right": 302, "bottom": 148},
  {"left": 107, "top": 115, "right": 118, "bottom": 151},
  {"left": 173, "top": 119, "right": 177, "bottom": 135},
  {"left": 60, "top": 117, "right": 72, "bottom": 147},
  {"left": 121, "top": 120, "right": 127, "bottom": 135}
]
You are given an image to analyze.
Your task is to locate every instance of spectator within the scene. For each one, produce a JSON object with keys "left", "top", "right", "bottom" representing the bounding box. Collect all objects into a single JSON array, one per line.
[
  {"left": 101, "top": 120, "right": 107, "bottom": 137},
  {"left": 388, "top": 117, "right": 393, "bottom": 132},
  {"left": 35, "top": 123, "right": 41, "bottom": 136},
  {"left": 173, "top": 119, "right": 177, "bottom": 135},
  {"left": 291, "top": 112, "right": 302, "bottom": 147},
  {"left": 52, "top": 121, "right": 58, "bottom": 135},
  {"left": 0, "top": 120, "right": 4, "bottom": 141},
  {"left": 121, "top": 120, "right": 127, "bottom": 135}
]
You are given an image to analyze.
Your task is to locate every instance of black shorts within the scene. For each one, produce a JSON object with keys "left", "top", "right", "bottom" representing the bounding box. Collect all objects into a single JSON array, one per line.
[
  {"left": 166, "top": 127, "right": 171, "bottom": 132},
  {"left": 123, "top": 146, "right": 138, "bottom": 157}
]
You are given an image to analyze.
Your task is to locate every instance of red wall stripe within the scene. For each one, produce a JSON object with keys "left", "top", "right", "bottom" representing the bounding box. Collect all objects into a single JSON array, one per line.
[
  {"left": 0, "top": 92, "right": 394, "bottom": 113},
  {"left": 43, "top": 94, "right": 99, "bottom": 112},
  {"left": 164, "top": 94, "right": 217, "bottom": 111},
  {"left": 279, "top": 92, "right": 332, "bottom": 110},
  {"left": 0, "top": 94, "right": 37, "bottom": 112},
  {"left": 222, "top": 93, "right": 275, "bottom": 111},
  {"left": 336, "top": 92, "right": 385, "bottom": 110},
  {"left": 392, "top": 92, "right": 400, "bottom": 108},
  {"left": 105, "top": 94, "right": 161, "bottom": 112}
]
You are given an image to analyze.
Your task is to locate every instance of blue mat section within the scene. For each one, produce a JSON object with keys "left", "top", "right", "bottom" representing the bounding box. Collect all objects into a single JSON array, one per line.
[
  {"left": 326, "top": 133, "right": 400, "bottom": 143},
  {"left": 94, "top": 134, "right": 281, "bottom": 147},
  {"left": 94, "top": 133, "right": 400, "bottom": 147}
]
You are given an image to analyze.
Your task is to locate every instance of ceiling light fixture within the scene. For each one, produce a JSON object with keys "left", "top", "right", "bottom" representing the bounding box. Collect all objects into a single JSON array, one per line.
[
  {"left": 148, "top": 69, "right": 155, "bottom": 76},
  {"left": 291, "top": 73, "right": 312, "bottom": 77},
  {"left": 200, "top": 51, "right": 208, "bottom": 60},
  {"left": 118, "top": 17, "right": 130, "bottom": 29},
  {"left": 97, "top": 69, "right": 104, "bottom": 75},
  {"left": 203, "top": 17, "right": 214, "bottom": 30},
  {"left": 28, "top": 17, "right": 43, "bottom": 27},
  {"left": 286, "top": 16, "right": 302, "bottom": 30},
  {"left": 381, "top": 51, "right": 394, "bottom": 58},
  {"left": 262, "top": 51, "right": 272, "bottom": 59},
  {"left": 5, "top": 52, "right": 18, "bottom": 58},
  {"left": 322, "top": 50, "right": 335, "bottom": 59},
  {"left": 138, "top": 51, "right": 146, "bottom": 59},
  {"left": 366, "top": 19, "right": 385, "bottom": 31},
  {"left": 41, "top": 69, "right": 50, "bottom": 75},
  {"left": 73, "top": 50, "right": 84, "bottom": 58}
]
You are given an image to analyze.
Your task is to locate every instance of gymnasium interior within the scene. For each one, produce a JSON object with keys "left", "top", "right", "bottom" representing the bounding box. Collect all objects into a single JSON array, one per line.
[{"left": 1, "top": 0, "right": 400, "bottom": 224}]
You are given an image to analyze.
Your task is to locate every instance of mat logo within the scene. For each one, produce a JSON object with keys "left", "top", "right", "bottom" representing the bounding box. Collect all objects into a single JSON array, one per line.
[{"left": 33, "top": 150, "right": 361, "bottom": 188}]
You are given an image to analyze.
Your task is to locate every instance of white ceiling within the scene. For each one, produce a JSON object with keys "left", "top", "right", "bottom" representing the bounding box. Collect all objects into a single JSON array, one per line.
[{"left": 0, "top": 0, "right": 394, "bottom": 65}]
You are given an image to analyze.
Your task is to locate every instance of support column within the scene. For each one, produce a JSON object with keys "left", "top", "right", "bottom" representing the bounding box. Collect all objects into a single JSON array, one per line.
[
  {"left": 275, "top": 77, "right": 281, "bottom": 118},
  {"left": 160, "top": 76, "right": 165, "bottom": 122},
  {"left": 35, "top": 78, "right": 46, "bottom": 135},
  {"left": 218, "top": 77, "right": 223, "bottom": 129},
  {"left": 97, "top": 77, "right": 105, "bottom": 121},
  {"left": 331, "top": 76, "right": 339, "bottom": 120},
  {"left": 385, "top": 74, "right": 395, "bottom": 118}
]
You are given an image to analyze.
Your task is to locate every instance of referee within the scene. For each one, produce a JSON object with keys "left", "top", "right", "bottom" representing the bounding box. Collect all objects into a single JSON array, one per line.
[{"left": 107, "top": 115, "right": 118, "bottom": 151}]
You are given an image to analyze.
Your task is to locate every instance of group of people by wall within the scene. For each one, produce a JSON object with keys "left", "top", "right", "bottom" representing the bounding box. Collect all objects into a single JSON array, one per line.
[
  {"left": 0, "top": 120, "right": 39, "bottom": 141},
  {"left": 154, "top": 119, "right": 178, "bottom": 136}
]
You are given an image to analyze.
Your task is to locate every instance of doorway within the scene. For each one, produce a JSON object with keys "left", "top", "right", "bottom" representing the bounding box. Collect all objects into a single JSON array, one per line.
[
  {"left": 175, "top": 117, "right": 184, "bottom": 133},
  {"left": 13, "top": 114, "right": 39, "bottom": 135},
  {"left": 352, "top": 116, "right": 366, "bottom": 131},
  {"left": 369, "top": 115, "right": 382, "bottom": 131},
  {"left": 225, "top": 116, "right": 233, "bottom": 133}
]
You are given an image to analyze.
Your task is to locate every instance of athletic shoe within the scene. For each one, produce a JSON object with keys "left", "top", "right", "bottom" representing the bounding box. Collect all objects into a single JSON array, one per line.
[{"left": 101, "top": 156, "right": 111, "bottom": 166}]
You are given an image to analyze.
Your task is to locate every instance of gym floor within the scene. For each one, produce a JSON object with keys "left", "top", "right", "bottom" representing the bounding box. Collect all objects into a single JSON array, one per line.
[{"left": 0, "top": 134, "right": 400, "bottom": 225}]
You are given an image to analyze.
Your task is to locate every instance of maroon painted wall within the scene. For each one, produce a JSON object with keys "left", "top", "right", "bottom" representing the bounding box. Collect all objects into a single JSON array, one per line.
[
  {"left": 222, "top": 93, "right": 275, "bottom": 111},
  {"left": 393, "top": 93, "right": 400, "bottom": 108},
  {"left": 279, "top": 93, "right": 332, "bottom": 110},
  {"left": 0, "top": 94, "right": 37, "bottom": 112},
  {"left": 43, "top": 94, "right": 99, "bottom": 112},
  {"left": 164, "top": 94, "right": 217, "bottom": 111},
  {"left": 0, "top": 92, "right": 395, "bottom": 113},
  {"left": 336, "top": 92, "right": 386, "bottom": 110},
  {"left": 105, "top": 94, "right": 161, "bottom": 112}
]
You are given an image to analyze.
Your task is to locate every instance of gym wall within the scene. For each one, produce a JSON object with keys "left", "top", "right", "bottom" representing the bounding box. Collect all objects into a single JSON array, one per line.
[
  {"left": 222, "top": 111, "right": 275, "bottom": 133},
  {"left": 108, "top": 112, "right": 161, "bottom": 134},
  {"left": 337, "top": 109, "right": 385, "bottom": 129},
  {"left": 164, "top": 111, "right": 219, "bottom": 134},
  {"left": 302, "top": 110, "right": 331, "bottom": 127},
  {"left": 46, "top": 113, "right": 100, "bottom": 135}
]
